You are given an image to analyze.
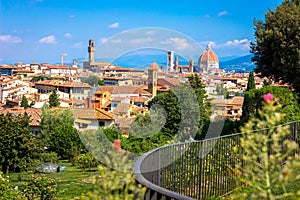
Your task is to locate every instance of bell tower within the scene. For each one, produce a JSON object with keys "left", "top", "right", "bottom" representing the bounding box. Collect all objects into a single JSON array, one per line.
[
  {"left": 148, "top": 62, "right": 159, "bottom": 97},
  {"left": 88, "top": 39, "right": 95, "bottom": 63}
]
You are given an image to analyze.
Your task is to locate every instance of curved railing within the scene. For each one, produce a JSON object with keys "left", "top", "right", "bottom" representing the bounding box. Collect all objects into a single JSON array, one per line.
[{"left": 133, "top": 121, "right": 300, "bottom": 200}]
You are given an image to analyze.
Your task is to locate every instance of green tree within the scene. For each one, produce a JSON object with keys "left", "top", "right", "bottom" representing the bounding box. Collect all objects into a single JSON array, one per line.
[
  {"left": 148, "top": 74, "right": 211, "bottom": 141},
  {"left": 246, "top": 71, "right": 255, "bottom": 92},
  {"left": 49, "top": 89, "right": 60, "bottom": 108},
  {"left": 216, "top": 83, "right": 229, "bottom": 99},
  {"left": 40, "top": 108, "right": 84, "bottom": 160},
  {"left": 20, "top": 95, "right": 29, "bottom": 109},
  {"left": 246, "top": 86, "right": 300, "bottom": 123},
  {"left": 82, "top": 75, "right": 101, "bottom": 87},
  {"left": 241, "top": 71, "right": 256, "bottom": 122},
  {"left": 0, "top": 113, "right": 37, "bottom": 173},
  {"left": 251, "top": 0, "right": 300, "bottom": 92},
  {"left": 98, "top": 79, "right": 105, "bottom": 86},
  {"left": 46, "top": 123, "right": 83, "bottom": 160}
]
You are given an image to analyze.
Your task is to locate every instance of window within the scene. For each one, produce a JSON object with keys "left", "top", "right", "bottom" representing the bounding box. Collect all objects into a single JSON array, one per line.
[
  {"left": 79, "top": 123, "right": 88, "bottom": 128},
  {"left": 99, "top": 121, "right": 105, "bottom": 127}
]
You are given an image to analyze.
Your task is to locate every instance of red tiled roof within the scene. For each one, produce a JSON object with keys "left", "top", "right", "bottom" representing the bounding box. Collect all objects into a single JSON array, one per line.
[
  {"left": 35, "top": 80, "right": 92, "bottom": 88},
  {"left": 99, "top": 85, "right": 151, "bottom": 95},
  {"left": 73, "top": 108, "right": 114, "bottom": 120},
  {"left": 199, "top": 45, "right": 219, "bottom": 63},
  {"left": 0, "top": 107, "right": 41, "bottom": 127},
  {"left": 113, "top": 103, "right": 132, "bottom": 115}
]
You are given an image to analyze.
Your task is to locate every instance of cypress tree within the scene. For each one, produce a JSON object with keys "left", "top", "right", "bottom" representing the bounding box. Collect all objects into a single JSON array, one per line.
[
  {"left": 241, "top": 71, "right": 256, "bottom": 123},
  {"left": 20, "top": 95, "right": 29, "bottom": 109},
  {"left": 49, "top": 89, "right": 60, "bottom": 108}
]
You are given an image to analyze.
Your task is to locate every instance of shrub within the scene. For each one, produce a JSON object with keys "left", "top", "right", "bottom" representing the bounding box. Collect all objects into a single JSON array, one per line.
[
  {"left": 234, "top": 93, "right": 300, "bottom": 199},
  {"left": 80, "top": 150, "right": 146, "bottom": 200},
  {"left": 41, "top": 152, "right": 60, "bottom": 163},
  {"left": 75, "top": 153, "right": 99, "bottom": 171},
  {"left": 0, "top": 172, "right": 22, "bottom": 200},
  {"left": 22, "top": 174, "right": 60, "bottom": 200}
]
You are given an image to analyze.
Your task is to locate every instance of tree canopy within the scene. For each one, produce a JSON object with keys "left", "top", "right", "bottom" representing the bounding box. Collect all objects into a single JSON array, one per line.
[
  {"left": 0, "top": 113, "right": 37, "bottom": 173},
  {"left": 82, "top": 75, "right": 102, "bottom": 87},
  {"left": 148, "top": 74, "right": 211, "bottom": 141},
  {"left": 251, "top": 0, "right": 300, "bottom": 92},
  {"left": 40, "top": 108, "right": 84, "bottom": 160},
  {"left": 245, "top": 86, "right": 300, "bottom": 123}
]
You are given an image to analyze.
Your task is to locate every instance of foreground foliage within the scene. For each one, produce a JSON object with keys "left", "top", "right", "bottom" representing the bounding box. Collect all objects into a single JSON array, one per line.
[
  {"left": 234, "top": 93, "right": 300, "bottom": 199},
  {"left": 80, "top": 150, "right": 146, "bottom": 200}
]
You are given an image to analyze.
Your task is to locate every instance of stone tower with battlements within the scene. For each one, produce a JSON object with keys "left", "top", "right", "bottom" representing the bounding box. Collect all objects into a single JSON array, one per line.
[
  {"left": 148, "top": 62, "right": 159, "bottom": 97},
  {"left": 88, "top": 39, "right": 95, "bottom": 63}
]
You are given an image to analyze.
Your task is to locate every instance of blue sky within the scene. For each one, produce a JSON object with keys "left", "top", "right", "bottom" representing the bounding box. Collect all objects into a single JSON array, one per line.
[{"left": 0, "top": 0, "right": 283, "bottom": 64}]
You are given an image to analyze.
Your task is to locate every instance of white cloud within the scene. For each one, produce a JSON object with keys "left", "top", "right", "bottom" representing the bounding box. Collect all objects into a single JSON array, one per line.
[
  {"left": 72, "top": 42, "right": 83, "bottom": 48},
  {"left": 39, "top": 35, "right": 57, "bottom": 44},
  {"left": 0, "top": 35, "right": 22, "bottom": 43},
  {"left": 108, "top": 22, "right": 119, "bottom": 29},
  {"left": 146, "top": 30, "right": 156, "bottom": 35},
  {"left": 161, "top": 37, "right": 190, "bottom": 51},
  {"left": 110, "top": 39, "right": 122, "bottom": 44},
  {"left": 200, "top": 39, "right": 251, "bottom": 50},
  {"left": 130, "top": 37, "right": 153, "bottom": 45},
  {"left": 64, "top": 33, "right": 72, "bottom": 39},
  {"left": 224, "top": 39, "right": 251, "bottom": 49},
  {"left": 100, "top": 37, "right": 108, "bottom": 44},
  {"left": 217, "top": 10, "right": 228, "bottom": 17}
]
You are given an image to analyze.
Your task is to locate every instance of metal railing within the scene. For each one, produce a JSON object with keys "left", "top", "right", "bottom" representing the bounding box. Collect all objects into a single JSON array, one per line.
[{"left": 133, "top": 121, "right": 300, "bottom": 200}]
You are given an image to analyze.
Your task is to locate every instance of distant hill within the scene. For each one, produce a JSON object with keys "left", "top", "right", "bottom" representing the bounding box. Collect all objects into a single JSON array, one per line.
[
  {"left": 219, "top": 54, "right": 256, "bottom": 72},
  {"left": 73, "top": 54, "right": 256, "bottom": 72},
  {"left": 110, "top": 53, "right": 189, "bottom": 70}
]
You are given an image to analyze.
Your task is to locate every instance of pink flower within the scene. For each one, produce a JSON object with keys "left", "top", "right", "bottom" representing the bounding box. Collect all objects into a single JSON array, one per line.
[
  {"left": 275, "top": 98, "right": 280, "bottom": 102},
  {"left": 263, "top": 93, "right": 273, "bottom": 102},
  {"left": 113, "top": 139, "right": 122, "bottom": 150}
]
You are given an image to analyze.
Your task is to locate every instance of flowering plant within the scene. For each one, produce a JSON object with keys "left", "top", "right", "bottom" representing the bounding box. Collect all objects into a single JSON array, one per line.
[{"left": 233, "top": 93, "right": 300, "bottom": 199}]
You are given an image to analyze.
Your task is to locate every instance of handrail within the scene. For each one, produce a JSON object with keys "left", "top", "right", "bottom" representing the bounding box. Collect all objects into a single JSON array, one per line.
[
  {"left": 133, "top": 120, "right": 299, "bottom": 200},
  {"left": 134, "top": 149, "right": 196, "bottom": 200}
]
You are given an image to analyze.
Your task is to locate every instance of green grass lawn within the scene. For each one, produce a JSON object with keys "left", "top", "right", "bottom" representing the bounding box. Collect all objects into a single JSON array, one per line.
[{"left": 9, "top": 161, "right": 98, "bottom": 199}]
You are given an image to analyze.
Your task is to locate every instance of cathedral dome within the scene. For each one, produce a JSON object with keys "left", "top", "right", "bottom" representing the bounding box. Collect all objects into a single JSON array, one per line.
[{"left": 198, "top": 43, "right": 219, "bottom": 63}]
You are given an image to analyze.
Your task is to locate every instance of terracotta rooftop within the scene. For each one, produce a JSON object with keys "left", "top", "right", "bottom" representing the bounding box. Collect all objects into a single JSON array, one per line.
[
  {"left": 113, "top": 103, "right": 133, "bottom": 115},
  {"left": 73, "top": 108, "right": 114, "bottom": 120},
  {"left": 157, "top": 78, "right": 182, "bottom": 88},
  {"left": 98, "top": 85, "right": 151, "bottom": 95},
  {"left": 0, "top": 107, "right": 41, "bottom": 127},
  {"left": 35, "top": 80, "right": 92, "bottom": 88}
]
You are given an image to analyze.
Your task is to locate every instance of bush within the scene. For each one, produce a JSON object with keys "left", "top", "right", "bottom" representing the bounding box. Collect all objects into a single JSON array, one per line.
[
  {"left": 80, "top": 150, "right": 146, "bottom": 200},
  {"left": 75, "top": 154, "right": 99, "bottom": 171},
  {"left": 234, "top": 93, "right": 300, "bottom": 199},
  {"left": 41, "top": 152, "right": 60, "bottom": 163},
  {"left": 22, "top": 174, "right": 60, "bottom": 200},
  {"left": 0, "top": 172, "right": 22, "bottom": 200}
]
